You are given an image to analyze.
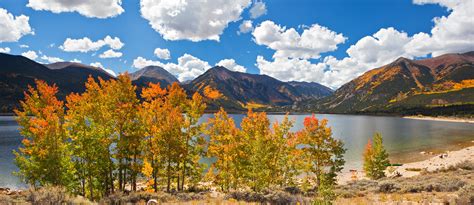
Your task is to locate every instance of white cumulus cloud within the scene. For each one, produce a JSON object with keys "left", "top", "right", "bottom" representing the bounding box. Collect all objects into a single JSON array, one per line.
[
  {"left": 133, "top": 53, "right": 211, "bottom": 82},
  {"left": 60, "top": 35, "right": 124, "bottom": 53},
  {"left": 132, "top": 56, "right": 164, "bottom": 69},
  {"left": 252, "top": 20, "right": 347, "bottom": 59},
  {"left": 71, "top": 58, "right": 82, "bottom": 63},
  {"left": 41, "top": 55, "right": 63, "bottom": 63},
  {"left": 0, "top": 8, "right": 34, "bottom": 42},
  {"left": 238, "top": 20, "right": 253, "bottom": 34},
  {"left": 21, "top": 50, "right": 38, "bottom": 60},
  {"left": 0, "top": 47, "right": 11, "bottom": 53},
  {"left": 256, "top": 56, "right": 326, "bottom": 83},
  {"left": 216, "top": 59, "right": 246, "bottom": 72},
  {"left": 249, "top": 1, "right": 267, "bottom": 19},
  {"left": 140, "top": 0, "right": 251, "bottom": 41},
  {"left": 99, "top": 49, "right": 123, "bottom": 58},
  {"left": 27, "top": 0, "right": 124, "bottom": 19},
  {"left": 90, "top": 62, "right": 104, "bottom": 68},
  {"left": 90, "top": 62, "right": 116, "bottom": 76},
  {"left": 154, "top": 48, "right": 170, "bottom": 60},
  {"left": 407, "top": 0, "right": 474, "bottom": 56}
]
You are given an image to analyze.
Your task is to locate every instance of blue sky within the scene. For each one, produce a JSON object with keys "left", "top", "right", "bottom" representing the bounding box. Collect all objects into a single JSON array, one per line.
[{"left": 0, "top": 0, "right": 472, "bottom": 88}]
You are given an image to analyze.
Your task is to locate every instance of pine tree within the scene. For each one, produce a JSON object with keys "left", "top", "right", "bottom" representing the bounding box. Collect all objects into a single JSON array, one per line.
[
  {"left": 363, "top": 139, "right": 374, "bottom": 178},
  {"left": 363, "top": 133, "right": 389, "bottom": 179}
]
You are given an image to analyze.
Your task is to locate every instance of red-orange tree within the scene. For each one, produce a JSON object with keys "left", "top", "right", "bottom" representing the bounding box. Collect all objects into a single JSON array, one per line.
[
  {"left": 14, "top": 80, "right": 75, "bottom": 189},
  {"left": 296, "top": 115, "right": 345, "bottom": 187}
]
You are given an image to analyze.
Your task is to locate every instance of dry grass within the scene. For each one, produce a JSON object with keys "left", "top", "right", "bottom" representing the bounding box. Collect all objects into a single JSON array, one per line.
[
  {"left": 335, "top": 161, "right": 474, "bottom": 204},
  {"left": 1, "top": 162, "right": 472, "bottom": 204},
  {"left": 224, "top": 189, "right": 312, "bottom": 204}
]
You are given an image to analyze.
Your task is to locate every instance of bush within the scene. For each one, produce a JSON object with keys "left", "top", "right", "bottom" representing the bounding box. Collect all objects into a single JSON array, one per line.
[
  {"left": 378, "top": 182, "right": 399, "bottom": 193},
  {"left": 27, "top": 186, "right": 71, "bottom": 204},
  {"left": 101, "top": 191, "right": 207, "bottom": 204},
  {"left": 284, "top": 186, "right": 303, "bottom": 195},
  {"left": 0, "top": 195, "right": 13, "bottom": 205},
  {"left": 174, "top": 192, "right": 206, "bottom": 201},
  {"left": 456, "top": 184, "right": 474, "bottom": 204},
  {"left": 399, "top": 176, "right": 466, "bottom": 193},
  {"left": 225, "top": 189, "right": 311, "bottom": 204},
  {"left": 101, "top": 191, "right": 173, "bottom": 204},
  {"left": 455, "top": 160, "right": 474, "bottom": 170}
]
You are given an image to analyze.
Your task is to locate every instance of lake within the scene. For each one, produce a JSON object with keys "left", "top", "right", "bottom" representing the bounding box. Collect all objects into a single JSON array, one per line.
[{"left": 1, "top": 114, "right": 474, "bottom": 189}]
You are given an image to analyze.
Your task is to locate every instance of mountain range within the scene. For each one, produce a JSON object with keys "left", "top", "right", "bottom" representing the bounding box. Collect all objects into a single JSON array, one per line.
[
  {"left": 0, "top": 54, "right": 113, "bottom": 112},
  {"left": 0, "top": 53, "right": 332, "bottom": 112},
  {"left": 313, "top": 51, "right": 474, "bottom": 114},
  {"left": 184, "top": 66, "right": 332, "bottom": 111},
  {"left": 0, "top": 52, "right": 472, "bottom": 114}
]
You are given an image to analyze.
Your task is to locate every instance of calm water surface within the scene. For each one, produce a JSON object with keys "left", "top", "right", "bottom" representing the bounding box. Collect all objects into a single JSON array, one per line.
[{"left": 1, "top": 114, "right": 473, "bottom": 189}]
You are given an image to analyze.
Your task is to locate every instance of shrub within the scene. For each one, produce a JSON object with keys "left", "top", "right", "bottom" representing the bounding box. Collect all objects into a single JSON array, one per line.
[
  {"left": 0, "top": 195, "right": 13, "bottom": 205},
  {"left": 378, "top": 182, "right": 399, "bottom": 193},
  {"left": 225, "top": 189, "right": 311, "bottom": 204},
  {"left": 101, "top": 191, "right": 173, "bottom": 204},
  {"left": 455, "top": 160, "right": 474, "bottom": 170},
  {"left": 27, "top": 186, "right": 71, "bottom": 204},
  {"left": 456, "top": 184, "right": 474, "bottom": 204}
]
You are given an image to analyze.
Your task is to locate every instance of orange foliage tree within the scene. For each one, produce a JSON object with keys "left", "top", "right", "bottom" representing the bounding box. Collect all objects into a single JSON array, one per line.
[
  {"left": 296, "top": 115, "right": 345, "bottom": 187},
  {"left": 14, "top": 80, "right": 75, "bottom": 189}
]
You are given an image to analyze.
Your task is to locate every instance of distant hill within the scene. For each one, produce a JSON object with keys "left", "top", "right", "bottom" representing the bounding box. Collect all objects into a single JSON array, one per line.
[
  {"left": 0, "top": 53, "right": 186, "bottom": 112},
  {"left": 316, "top": 51, "right": 474, "bottom": 114},
  {"left": 0, "top": 53, "right": 114, "bottom": 112},
  {"left": 287, "top": 81, "right": 333, "bottom": 99},
  {"left": 130, "top": 65, "right": 178, "bottom": 89},
  {"left": 184, "top": 66, "right": 333, "bottom": 111}
]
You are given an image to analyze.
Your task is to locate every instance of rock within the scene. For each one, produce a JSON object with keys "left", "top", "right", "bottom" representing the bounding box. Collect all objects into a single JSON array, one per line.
[
  {"left": 0, "top": 187, "right": 10, "bottom": 194},
  {"left": 147, "top": 199, "right": 158, "bottom": 205}
]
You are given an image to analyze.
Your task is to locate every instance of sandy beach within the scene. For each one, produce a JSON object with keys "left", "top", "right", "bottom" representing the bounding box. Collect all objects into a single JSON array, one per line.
[
  {"left": 337, "top": 145, "right": 474, "bottom": 184},
  {"left": 403, "top": 116, "right": 474, "bottom": 123}
]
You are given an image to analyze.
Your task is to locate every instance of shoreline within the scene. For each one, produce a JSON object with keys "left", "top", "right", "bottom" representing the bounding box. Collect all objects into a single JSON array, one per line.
[
  {"left": 337, "top": 144, "right": 474, "bottom": 184},
  {"left": 403, "top": 115, "right": 474, "bottom": 123}
]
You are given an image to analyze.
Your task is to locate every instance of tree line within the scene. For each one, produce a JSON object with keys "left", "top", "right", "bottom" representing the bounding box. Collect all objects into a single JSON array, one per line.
[{"left": 14, "top": 74, "right": 388, "bottom": 201}]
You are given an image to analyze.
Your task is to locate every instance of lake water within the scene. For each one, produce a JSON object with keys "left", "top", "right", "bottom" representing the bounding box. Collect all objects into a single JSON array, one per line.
[{"left": 1, "top": 114, "right": 474, "bottom": 189}]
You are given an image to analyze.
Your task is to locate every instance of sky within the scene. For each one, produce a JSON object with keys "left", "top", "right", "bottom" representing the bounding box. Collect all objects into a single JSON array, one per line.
[{"left": 0, "top": 0, "right": 472, "bottom": 89}]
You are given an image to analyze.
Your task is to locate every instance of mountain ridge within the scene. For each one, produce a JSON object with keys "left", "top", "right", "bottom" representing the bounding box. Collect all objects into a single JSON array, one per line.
[
  {"left": 130, "top": 65, "right": 179, "bottom": 89},
  {"left": 0, "top": 53, "right": 333, "bottom": 112},
  {"left": 315, "top": 51, "right": 474, "bottom": 114},
  {"left": 184, "top": 66, "right": 333, "bottom": 110}
]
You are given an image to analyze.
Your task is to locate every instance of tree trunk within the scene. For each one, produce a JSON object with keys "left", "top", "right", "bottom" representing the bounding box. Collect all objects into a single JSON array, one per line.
[
  {"left": 177, "top": 173, "right": 180, "bottom": 191},
  {"left": 181, "top": 165, "right": 186, "bottom": 191},
  {"left": 118, "top": 159, "right": 123, "bottom": 191},
  {"left": 152, "top": 159, "right": 158, "bottom": 192},
  {"left": 109, "top": 160, "right": 114, "bottom": 193},
  {"left": 123, "top": 164, "right": 127, "bottom": 191},
  {"left": 132, "top": 153, "right": 137, "bottom": 191},
  {"left": 89, "top": 173, "right": 94, "bottom": 200},
  {"left": 167, "top": 160, "right": 171, "bottom": 192}
]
